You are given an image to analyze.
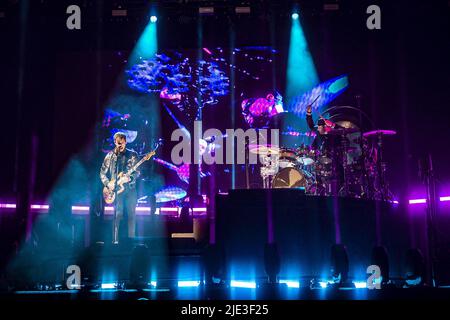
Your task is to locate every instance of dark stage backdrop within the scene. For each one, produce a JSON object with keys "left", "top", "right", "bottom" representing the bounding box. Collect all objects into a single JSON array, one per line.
[{"left": 1, "top": 0, "right": 449, "bottom": 205}]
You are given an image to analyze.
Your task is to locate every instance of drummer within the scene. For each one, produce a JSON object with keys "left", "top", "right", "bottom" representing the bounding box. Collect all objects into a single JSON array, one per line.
[{"left": 305, "top": 105, "right": 339, "bottom": 152}]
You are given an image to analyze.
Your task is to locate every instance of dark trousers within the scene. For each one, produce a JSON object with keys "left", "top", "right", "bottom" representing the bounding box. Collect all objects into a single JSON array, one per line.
[{"left": 113, "top": 188, "right": 137, "bottom": 243}]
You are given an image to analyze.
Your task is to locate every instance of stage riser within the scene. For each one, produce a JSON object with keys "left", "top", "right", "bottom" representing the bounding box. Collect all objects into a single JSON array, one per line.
[{"left": 214, "top": 190, "right": 450, "bottom": 282}]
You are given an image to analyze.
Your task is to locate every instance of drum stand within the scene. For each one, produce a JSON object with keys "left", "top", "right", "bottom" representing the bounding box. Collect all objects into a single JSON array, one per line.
[
  {"left": 359, "top": 136, "right": 373, "bottom": 199},
  {"left": 260, "top": 155, "right": 277, "bottom": 189},
  {"left": 262, "top": 174, "right": 272, "bottom": 189},
  {"left": 338, "top": 136, "right": 350, "bottom": 197}
]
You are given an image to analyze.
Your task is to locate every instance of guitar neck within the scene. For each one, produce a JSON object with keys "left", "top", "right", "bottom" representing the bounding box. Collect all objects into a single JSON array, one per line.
[
  {"left": 126, "top": 145, "right": 160, "bottom": 176},
  {"left": 128, "top": 157, "right": 147, "bottom": 175}
]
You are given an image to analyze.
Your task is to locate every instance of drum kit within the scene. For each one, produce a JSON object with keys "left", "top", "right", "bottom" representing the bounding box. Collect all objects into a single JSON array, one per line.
[{"left": 250, "top": 126, "right": 397, "bottom": 201}]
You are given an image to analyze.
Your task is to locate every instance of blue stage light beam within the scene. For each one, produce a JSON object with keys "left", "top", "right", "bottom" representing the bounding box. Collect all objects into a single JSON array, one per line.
[
  {"left": 288, "top": 74, "right": 349, "bottom": 115},
  {"left": 129, "top": 9, "right": 158, "bottom": 64},
  {"left": 285, "top": 12, "right": 319, "bottom": 105},
  {"left": 230, "top": 280, "right": 257, "bottom": 289}
]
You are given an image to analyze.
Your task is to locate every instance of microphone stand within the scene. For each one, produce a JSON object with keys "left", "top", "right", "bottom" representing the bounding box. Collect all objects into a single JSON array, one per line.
[
  {"left": 113, "top": 149, "right": 120, "bottom": 244},
  {"left": 421, "top": 154, "right": 438, "bottom": 287},
  {"left": 245, "top": 136, "right": 250, "bottom": 189},
  {"left": 376, "top": 133, "right": 385, "bottom": 201}
]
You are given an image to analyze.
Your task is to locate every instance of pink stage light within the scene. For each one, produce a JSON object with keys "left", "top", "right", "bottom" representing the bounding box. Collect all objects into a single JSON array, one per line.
[
  {"left": 408, "top": 196, "right": 450, "bottom": 205},
  {"left": 409, "top": 199, "right": 427, "bottom": 204},
  {"left": 30, "top": 204, "right": 49, "bottom": 210},
  {"left": 136, "top": 207, "right": 151, "bottom": 212},
  {"left": 0, "top": 204, "right": 17, "bottom": 209},
  {"left": 72, "top": 206, "right": 90, "bottom": 211}
]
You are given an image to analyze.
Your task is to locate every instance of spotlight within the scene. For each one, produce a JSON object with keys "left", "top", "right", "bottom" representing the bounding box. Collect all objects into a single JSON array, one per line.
[
  {"left": 371, "top": 246, "right": 390, "bottom": 286},
  {"left": 264, "top": 243, "right": 280, "bottom": 284},
  {"left": 353, "top": 282, "right": 367, "bottom": 289},
  {"left": 129, "top": 244, "right": 151, "bottom": 289},
  {"left": 404, "top": 248, "right": 426, "bottom": 287},
  {"left": 279, "top": 280, "right": 300, "bottom": 288},
  {"left": 150, "top": 15, "right": 157, "bottom": 23},
  {"left": 77, "top": 242, "right": 104, "bottom": 288},
  {"left": 178, "top": 280, "right": 201, "bottom": 287},
  {"left": 310, "top": 278, "right": 327, "bottom": 289},
  {"left": 203, "top": 244, "right": 226, "bottom": 285},
  {"left": 101, "top": 283, "right": 116, "bottom": 289},
  {"left": 329, "top": 244, "right": 354, "bottom": 288},
  {"left": 230, "top": 280, "right": 256, "bottom": 288},
  {"left": 291, "top": 13, "right": 299, "bottom": 20}
]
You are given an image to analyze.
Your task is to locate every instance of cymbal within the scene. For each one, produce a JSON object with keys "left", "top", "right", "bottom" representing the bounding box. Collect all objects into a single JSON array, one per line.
[
  {"left": 363, "top": 129, "right": 397, "bottom": 137},
  {"left": 335, "top": 120, "right": 359, "bottom": 130},
  {"left": 248, "top": 144, "right": 280, "bottom": 155},
  {"left": 326, "top": 127, "right": 359, "bottom": 135}
]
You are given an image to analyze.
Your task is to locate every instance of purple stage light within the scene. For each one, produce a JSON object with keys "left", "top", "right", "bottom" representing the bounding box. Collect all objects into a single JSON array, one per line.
[
  {"left": 0, "top": 203, "right": 16, "bottom": 209},
  {"left": 30, "top": 204, "right": 49, "bottom": 210},
  {"left": 409, "top": 199, "right": 427, "bottom": 204},
  {"left": 0, "top": 203, "right": 207, "bottom": 217},
  {"left": 408, "top": 196, "right": 450, "bottom": 205}
]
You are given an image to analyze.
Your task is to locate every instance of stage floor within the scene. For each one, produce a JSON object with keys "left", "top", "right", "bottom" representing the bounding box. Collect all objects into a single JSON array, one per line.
[{"left": 2, "top": 286, "right": 450, "bottom": 301}]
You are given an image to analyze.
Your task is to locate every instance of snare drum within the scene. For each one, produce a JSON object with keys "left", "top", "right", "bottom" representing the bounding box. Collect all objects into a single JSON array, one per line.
[
  {"left": 296, "top": 146, "right": 315, "bottom": 166},
  {"left": 278, "top": 147, "right": 298, "bottom": 169}
]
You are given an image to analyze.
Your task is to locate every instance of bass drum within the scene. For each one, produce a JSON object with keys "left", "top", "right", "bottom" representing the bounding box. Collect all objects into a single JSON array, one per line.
[{"left": 272, "top": 167, "right": 312, "bottom": 189}]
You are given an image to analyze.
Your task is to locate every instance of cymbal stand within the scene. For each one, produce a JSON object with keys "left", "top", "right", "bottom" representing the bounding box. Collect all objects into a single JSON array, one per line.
[
  {"left": 375, "top": 133, "right": 394, "bottom": 201},
  {"left": 354, "top": 94, "right": 372, "bottom": 198}
]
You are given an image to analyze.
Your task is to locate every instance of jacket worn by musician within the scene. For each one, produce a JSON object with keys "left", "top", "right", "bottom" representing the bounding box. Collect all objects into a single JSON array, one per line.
[
  {"left": 100, "top": 149, "right": 140, "bottom": 192},
  {"left": 306, "top": 112, "right": 340, "bottom": 152},
  {"left": 306, "top": 113, "right": 326, "bottom": 150}
]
